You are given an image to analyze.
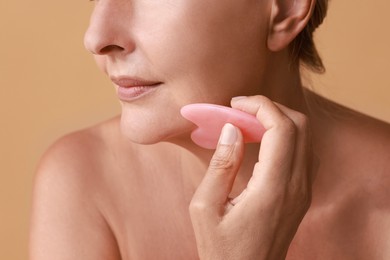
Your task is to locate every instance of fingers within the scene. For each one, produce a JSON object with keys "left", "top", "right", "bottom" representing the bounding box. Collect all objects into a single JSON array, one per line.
[
  {"left": 232, "top": 96, "right": 297, "bottom": 187},
  {"left": 190, "top": 96, "right": 314, "bottom": 260},
  {"left": 275, "top": 103, "right": 313, "bottom": 210},
  {"left": 231, "top": 96, "right": 313, "bottom": 209},
  {"left": 189, "top": 123, "right": 244, "bottom": 223}
]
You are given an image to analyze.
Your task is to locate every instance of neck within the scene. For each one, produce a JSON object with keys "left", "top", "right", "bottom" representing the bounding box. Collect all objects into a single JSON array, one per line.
[
  {"left": 261, "top": 52, "right": 308, "bottom": 113},
  {"left": 174, "top": 52, "right": 309, "bottom": 197},
  {"left": 175, "top": 141, "right": 261, "bottom": 198}
]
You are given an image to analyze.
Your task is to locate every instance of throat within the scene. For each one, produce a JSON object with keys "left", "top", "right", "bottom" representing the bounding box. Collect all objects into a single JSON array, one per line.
[{"left": 177, "top": 142, "right": 260, "bottom": 199}]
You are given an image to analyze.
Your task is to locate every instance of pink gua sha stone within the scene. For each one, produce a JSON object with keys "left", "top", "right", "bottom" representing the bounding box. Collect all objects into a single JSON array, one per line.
[{"left": 181, "top": 103, "right": 265, "bottom": 149}]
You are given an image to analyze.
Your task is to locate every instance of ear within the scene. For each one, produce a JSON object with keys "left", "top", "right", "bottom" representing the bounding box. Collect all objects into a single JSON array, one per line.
[{"left": 267, "top": 0, "right": 315, "bottom": 52}]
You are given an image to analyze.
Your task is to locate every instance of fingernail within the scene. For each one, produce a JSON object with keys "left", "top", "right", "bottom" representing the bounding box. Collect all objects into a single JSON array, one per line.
[
  {"left": 219, "top": 123, "right": 237, "bottom": 145},
  {"left": 231, "top": 96, "right": 247, "bottom": 101}
]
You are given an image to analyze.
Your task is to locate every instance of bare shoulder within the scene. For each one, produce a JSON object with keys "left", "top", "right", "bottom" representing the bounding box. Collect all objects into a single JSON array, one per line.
[
  {"left": 319, "top": 92, "right": 390, "bottom": 178},
  {"left": 348, "top": 113, "right": 390, "bottom": 254},
  {"left": 34, "top": 117, "right": 119, "bottom": 194},
  {"left": 30, "top": 116, "right": 123, "bottom": 260},
  {"left": 307, "top": 90, "right": 390, "bottom": 156},
  {"left": 342, "top": 104, "right": 390, "bottom": 169},
  {"left": 300, "top": 92, "right": 390, "bottom": 258},
  {"left": 355, "top": 116, "right": 390, "bottom": 259}
]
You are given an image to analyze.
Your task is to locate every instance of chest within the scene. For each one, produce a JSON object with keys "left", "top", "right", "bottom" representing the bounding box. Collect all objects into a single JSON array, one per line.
[
  {"left": 117, "top": 211, "right": 198, "bottom": 259},
  {"left": 98, "top": 165, "right": 199, "bottom": 259},
  {"left": 99, "top": 161, "right": 389, "bottom": 259},
  {"left": 111, "top": 196, "right": 199, "bottom": 259}
]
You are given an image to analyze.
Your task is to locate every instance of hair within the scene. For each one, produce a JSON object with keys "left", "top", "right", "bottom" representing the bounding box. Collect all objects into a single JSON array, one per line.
[{"left": 290, "top": 0, "right": 329, "bottom": 73}]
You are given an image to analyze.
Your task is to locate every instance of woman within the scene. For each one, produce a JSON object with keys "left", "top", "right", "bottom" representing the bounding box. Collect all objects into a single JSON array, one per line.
[{"left": 29, "top": 0, "right": 390, "bottom": 259}]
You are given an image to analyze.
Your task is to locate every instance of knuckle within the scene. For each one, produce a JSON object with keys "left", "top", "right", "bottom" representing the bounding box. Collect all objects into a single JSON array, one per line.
[
  {"left": 275, "top": 112, "right": 310, "bottom": 136},
  {"left": 209, "top": 148, "right": 235, "bottom": 171},
  {"left": 250, "top": 95, "right": 272, "bottom": 109},
  {"left": 277, "top": 117, "right": 297, "bottom": 136},
  {"left": 253, "top": 95, "right": 271, "bottom": 108},
  {"left": 253, "top": 95, "right": 271, "bottom": 103},
  {"left": 209, "top": 156, "right": 234, "bottom": 171},
  {"left": 294, "top": 112, "right": 309, "bottom": 129},
  {"left": 188, "top": 199, "right": 207, "bottom": 215}
]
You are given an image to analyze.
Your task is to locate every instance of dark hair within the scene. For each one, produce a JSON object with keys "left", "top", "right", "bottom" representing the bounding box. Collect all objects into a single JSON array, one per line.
[{"left": 290, "top": 0, "right": 329, "bottom": 73}]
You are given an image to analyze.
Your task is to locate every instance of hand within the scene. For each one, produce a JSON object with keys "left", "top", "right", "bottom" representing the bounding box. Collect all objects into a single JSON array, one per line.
[{"left": 189, "top": 96, "right": 316, "bottom": 260}]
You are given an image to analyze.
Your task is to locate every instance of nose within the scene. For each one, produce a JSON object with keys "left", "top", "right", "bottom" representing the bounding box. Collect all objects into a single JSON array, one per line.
[{"left": 84, "top": 1, "right": 135, "bottom": 55}]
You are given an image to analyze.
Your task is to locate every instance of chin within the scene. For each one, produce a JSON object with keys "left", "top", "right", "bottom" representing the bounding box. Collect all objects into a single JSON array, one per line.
[
  {"left": 119, "top": 115, "right": 164, "bottom": 145},
  {"left": 119, "top": 108, "right": 193, "bottom": 145}
]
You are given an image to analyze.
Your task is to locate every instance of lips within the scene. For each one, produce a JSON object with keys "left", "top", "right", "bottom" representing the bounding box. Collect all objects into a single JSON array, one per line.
[{"left": 111, "top": 76, "right": 162, "bottom": 101}]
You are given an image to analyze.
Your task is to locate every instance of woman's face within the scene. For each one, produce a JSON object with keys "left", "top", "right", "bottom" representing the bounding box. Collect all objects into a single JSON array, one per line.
[{"left": 84, "top": 0, "right": 272, "bottom": 144}]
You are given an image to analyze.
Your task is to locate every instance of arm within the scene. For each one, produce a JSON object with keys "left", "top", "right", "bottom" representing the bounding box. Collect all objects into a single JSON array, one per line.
[{"left": 29, "top": 134, "right": 121, "bottom": 260}]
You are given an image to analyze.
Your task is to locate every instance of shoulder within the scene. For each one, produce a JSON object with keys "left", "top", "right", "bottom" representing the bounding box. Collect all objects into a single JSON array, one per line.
[
  {"left": 306, "top": 90, "right": 390, "bottom": 153},
  {"left": 30, "top": 116, "right": 123, "bottom": 259},
  {"left": 32, "top": 115, "right": 136, "bottom": 212},
  {"left": 306, "top": 93, "right": 390, "bottom": 256},
  {"left": 36, "top": 116, "right": 122, "bottom": 183},
  {"left": 340, "top": 106, "right": 390, "bottom": 169},
  {"left": 36, "top": 126, "right": 102, "bottom": 192},
  {"left": 335, "top": 99, "right": 390, "bottom": 176},
  {"left": 307, "top": 91, "right": 390, "bottom": 193}
]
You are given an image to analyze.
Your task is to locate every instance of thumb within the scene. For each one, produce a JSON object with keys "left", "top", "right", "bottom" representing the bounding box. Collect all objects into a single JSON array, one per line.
[{"left": 189, "top": 123, "right": 244, "bottom": 221}]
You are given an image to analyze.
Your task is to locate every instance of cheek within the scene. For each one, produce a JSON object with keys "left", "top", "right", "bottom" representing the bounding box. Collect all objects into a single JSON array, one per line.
[
  {"left": 116, "top": 1, "right": 271, "bottom": 143},
  {"left": 119, "top": 101, "right": 194, "bottom": 144},
  {"left": 137, "top": 1, "right": 270, "bottom": 101}
]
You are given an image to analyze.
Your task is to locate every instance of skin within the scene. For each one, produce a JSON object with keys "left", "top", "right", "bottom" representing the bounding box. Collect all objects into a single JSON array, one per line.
[{"left": 29, "top": 0, "right": 390, "bottom": 259}]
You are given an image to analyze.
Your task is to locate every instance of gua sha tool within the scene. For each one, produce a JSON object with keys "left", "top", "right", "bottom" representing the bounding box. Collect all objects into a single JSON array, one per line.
[{"left": 181, "top": 103, "right": 265, "bottom": 149}]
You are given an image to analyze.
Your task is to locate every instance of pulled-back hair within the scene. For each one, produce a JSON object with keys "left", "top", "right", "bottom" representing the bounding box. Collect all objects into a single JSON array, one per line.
[{"left": 290, "top": 0, "right": 329, "bottom": 73}]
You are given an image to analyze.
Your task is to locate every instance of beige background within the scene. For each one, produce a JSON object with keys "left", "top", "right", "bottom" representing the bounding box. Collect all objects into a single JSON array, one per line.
[{"left": 1, "top": 1, "right": 389, "bottom": 259}]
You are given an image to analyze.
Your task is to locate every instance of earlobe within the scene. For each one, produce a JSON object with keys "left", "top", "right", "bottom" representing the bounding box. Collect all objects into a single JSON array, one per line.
[{"left": 267, "top": 0, "right": 315, "bottom": 52}]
